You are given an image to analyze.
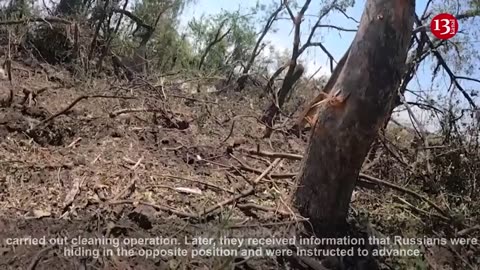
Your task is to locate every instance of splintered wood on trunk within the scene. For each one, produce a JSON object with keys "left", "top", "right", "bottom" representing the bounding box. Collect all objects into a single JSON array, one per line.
[
  {"left": 294, "top": 0, "right": 415, "bottom": 235},
  {"left": 293, "top": 45, "right": 350, "bottom": 131}
]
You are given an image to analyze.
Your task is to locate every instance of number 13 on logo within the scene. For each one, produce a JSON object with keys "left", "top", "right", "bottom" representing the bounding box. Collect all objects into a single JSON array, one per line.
[{"left": 430, "top": 13, "right": 459, "bottom": 40}]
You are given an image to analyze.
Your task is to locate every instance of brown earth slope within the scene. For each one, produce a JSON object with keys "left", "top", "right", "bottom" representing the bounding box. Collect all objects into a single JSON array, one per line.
[{"left": 0, "top": 62, "right": 478, "bottom": 269}]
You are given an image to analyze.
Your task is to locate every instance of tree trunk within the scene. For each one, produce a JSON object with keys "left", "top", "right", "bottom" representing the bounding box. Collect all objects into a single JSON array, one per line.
[
  {"left": 294, "top": 0, "right": 415, "bottom": 234},
  {"left": 261, "top": 63, "right": 304, "bottom": 136}
]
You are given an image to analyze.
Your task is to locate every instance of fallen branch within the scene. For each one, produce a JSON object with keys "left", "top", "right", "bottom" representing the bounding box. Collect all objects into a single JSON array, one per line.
[
  {"left": 29, "top": 95, "right": 137, "bottom": 131},
  {"left": 203, "top": 159, "right": 293, "bottom": 180},
  {"left": 243, "top": 148, "right": 450, "bottom": 218},
  {"left": 109, "top": 200, "right": 197, "bottom": 218},
  {"left": 170, "top": 94, "right": 218, "bottom": 104},
  {"left": 130, "top": 156, "right": 144, "bottom": 170},
  {"left": 28, "top": 245, "right": 57, "bottom": 270},
  {"left": 229, "top": 154, "right": 296, "bottom": 178},
  {"left": 66, "top": 137, "right": 82, "bottom": 148},
  {"left": 393, "top": 195, "right": 449, "bottom": 222},
  {"left": 241, "top": 147, "right": 302, "bottom": 160},
  {"left": 110, "top": 108, "right": 167, "bottom": 118},
  {"left": 200, "top": 158, "right": 282, "bottom": 217},
  {"left": 457, "top": 225, "right": 480, "bottom": 236},
  {"left": 228, "top": 219, "right": 308, "bottom": 228},
  {"left": 237, "top": 203, "right": 294, "bottom": 217},
  {"left": 359, "top": 174, "right": 448, "bottom": 218},
  {"left": 156, "top": 174, "right": 235, "bottom": 194}
]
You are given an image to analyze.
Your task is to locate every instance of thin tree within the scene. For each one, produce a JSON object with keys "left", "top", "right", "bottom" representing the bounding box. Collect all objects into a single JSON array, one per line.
[
  {"left": 294, "top": 0, "right": 415, "bottom": 234},
  {"left": 261, "top": 0, "right": 338, "bottom": 136},
  {"left": 236, "top": 0, "right": 284, "bottom": 91}
]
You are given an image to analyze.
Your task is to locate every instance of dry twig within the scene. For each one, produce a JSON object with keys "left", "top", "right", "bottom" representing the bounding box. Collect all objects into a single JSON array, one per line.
[
  {"left": 237, "top": 203, "right": 294, "bottom": 217},
  {"left": 110, "top": 108, "right": 167, "bottom": 118},
  {"left": 200, "top": 158, "right": 282, "bottom": 217},
  {"left": 28, "top": 245, "right": 57, "bottom": 270},
  {"left": 157, "top": 174, "right": 234, "bottom": 194},
  {"left": 29, "top": 95, "right": 137, "bottom": 131},
  {"left": 244, "top": 148, "right": 450, "bottom": 218},
  {"left": 109, "top": 200, "right": 197, "bottom": 218}
]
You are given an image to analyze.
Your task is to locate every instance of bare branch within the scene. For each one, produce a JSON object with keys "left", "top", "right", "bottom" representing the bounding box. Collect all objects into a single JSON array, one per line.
[
  {"left": 265, "top": 62, "right": 290, "bottom": 95},
  {"left": 111, "top": 8, "right": 152, "bottom": 31},
  {"left": 89, "top": 0, "right": 111, "bottom": 62},
  {"left": 334, "top": 6, "right": 359, "bottom": 23},
  {"left": 399, "top": 93, "right": 434, "bottom": 176},
  {"left": 306, "top": 42, "right": 336, "bottom": 72},
  {"left": 420, "top": 0, "right": 434, "bottom": 20},
  {"left": 412, "top": 25, "right": 428, "bottom": 34},
  {"left": 455, "top": 76, "right": 480, "bottom": 85},
  {"left": 456, "top": 10, "right": 480, "bottom": 20},
  {"left": 414, "top": 15, "right": 477, "bottom": 109},
  {"left": 298, "top": 0, "right": 312, "bottom": 17},
  {"left": 97, "top": 0, "right": 130, "bottom": 72},
  {"left": 407, "top": 101, "right": 444, "bottom": 114},
  {"left": 29, "top": 95, "right": 137, "bottom": 131},
  {"left": 283, "top": 0, "right": 296, "bottom": 21},
  {"left": 261, "top": 0, "right": 340, "bottom": 134},
  {"left": 237, "top": 1, "right": 284, "bottom": 91},
  {"left": 299, "top": 1, "right": 337, "bottom": 54},
  {"left": 292, "top": 0, "right": 313, "bottom": 54},
  {"left": 315, "top": 24, "right": 357, "bottom": 32},
  {"left": 244, "top": 148, "right": 449, "bottom": 219}
]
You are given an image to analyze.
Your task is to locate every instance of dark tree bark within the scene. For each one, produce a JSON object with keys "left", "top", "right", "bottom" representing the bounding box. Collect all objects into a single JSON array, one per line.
[
  {"left": 263, "top": 63, "right": 304, "bottom": 137},
  {"left": 294, "top": 0, "right": 415, "bottom": 234}
]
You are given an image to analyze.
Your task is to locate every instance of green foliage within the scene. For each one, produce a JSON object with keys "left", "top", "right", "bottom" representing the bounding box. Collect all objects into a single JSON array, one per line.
[
  {"left": 469, "top": 0, "right": 480, "bottom": 14},
  {"left": 149, "top": 28, "right": 196, "bottom": 72},
  {"left": 107, "top": 0, "right": 195, "bottom": 73},
  {"left": 0, "top": 0, "right": 32, "bottom": 18},
  {"left": 132, "top": 0, "right": 188, "bottom": 26},
  {"left": 188, "top": 10, "right": 257, "bottom": 74}
]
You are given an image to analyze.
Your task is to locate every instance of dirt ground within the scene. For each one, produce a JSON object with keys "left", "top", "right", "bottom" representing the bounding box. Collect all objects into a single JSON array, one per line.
[{"left": 0, "top": 62, "right": 478, "bottom": 269}]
